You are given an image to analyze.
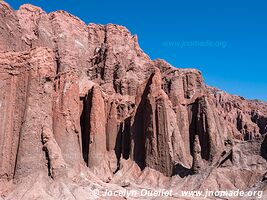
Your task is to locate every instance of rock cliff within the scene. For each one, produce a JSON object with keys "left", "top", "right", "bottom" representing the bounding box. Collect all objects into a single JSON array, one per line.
[{"left": 0, "top": 1, "right": 266, "bottom": 199}]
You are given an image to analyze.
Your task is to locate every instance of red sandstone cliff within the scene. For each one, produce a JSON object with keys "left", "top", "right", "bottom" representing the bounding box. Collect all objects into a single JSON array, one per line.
[{"left": 0, "top": 2, "right": 266, "bottom": 199}]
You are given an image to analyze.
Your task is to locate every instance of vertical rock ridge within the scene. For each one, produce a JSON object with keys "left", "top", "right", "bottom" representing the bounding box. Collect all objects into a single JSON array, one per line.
[
  {"left": 132, "top": 69, "right": 174, "bottom": 176},
  {"left": 0, "top": 61, "right": 28, "bottom": 181},
  {"left": 88, "top": 86, "right": 107, "bottom": 168},
  {"left": 189, "top": 96, "right": 225, "bottom": 172},
  {"left": 106, "top": 101, "right": 118, "bottom": 152},
  {"left": 11, "top": 48, "right": 56, "bottom": 180},
  {"left": 52, "top": 73, "right": 83, "bottom": 166}
]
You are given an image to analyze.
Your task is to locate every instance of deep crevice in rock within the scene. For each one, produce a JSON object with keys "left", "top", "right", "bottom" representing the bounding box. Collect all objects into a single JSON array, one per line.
[
  {"left": 80, "top": 92, "right": 93, "bottom": 166},
  {"left": 218, "top": 150, "right": 233, "bottom": 167},
  {"left": 115, "top": 123, "right": 123, "bottom": 167},
  {"left": 115, "top": 117, "right": 132, "bottom": 169},
  {"left": 251, "top": 112, "right": 267, "bottom": 135},
  {"left": 92, "top": 26, "right": 108, "bottom": 80},
  {"left": 172, "top": 163, "right": 193, "bottom": 177},
  {"left": 55, "top": 54, "right": 61, "bottom": 75},
  {"left": 197, "top": 108, "right": 211, "bottom": 160},
  {"left": 132, "top": 75, "right": 154, "bottom": 169},
  {"left": 41, "top": 131, "right": 52, "bottom": 177},
  {"left": 122, "top": 117, "right": 131, "bottom": 159},
  {"left": 188, "top": 102, "right": 198, "bottom": 157}
]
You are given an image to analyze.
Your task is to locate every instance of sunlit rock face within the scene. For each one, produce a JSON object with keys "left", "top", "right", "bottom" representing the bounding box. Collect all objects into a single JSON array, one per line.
[{"left": 0, "top": 1, "right": 267, "bottom": 199}]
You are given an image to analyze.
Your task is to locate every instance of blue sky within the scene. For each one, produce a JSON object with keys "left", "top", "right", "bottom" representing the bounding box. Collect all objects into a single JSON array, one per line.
[{"left": 5, "top": 0, "right": 267, "bottom": 101}]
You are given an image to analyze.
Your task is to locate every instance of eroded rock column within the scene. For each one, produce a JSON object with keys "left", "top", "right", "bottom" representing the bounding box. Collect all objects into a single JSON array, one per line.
[{"left": 88, "top": 86, "right": 107, "bottom": 167}]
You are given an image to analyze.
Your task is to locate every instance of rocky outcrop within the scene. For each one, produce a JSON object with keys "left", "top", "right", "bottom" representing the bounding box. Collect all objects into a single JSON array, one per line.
[
  {"left": 131, "top": 68, "right": 174, "bottom": 176},
  {"left": 0, "top": 2, "right": 25, "bottom": 52},
  {"left": 0, "top": 1, "right": 267, "bottom": 199},
  {"left": 0, "top": 48, "right": 57, "bottom": 181},
  {"left": 208, "top": 86, "right": 267, "bottom": 140},
  {"left": 87, "top": 86, "right": 107, "bottom": 168}
]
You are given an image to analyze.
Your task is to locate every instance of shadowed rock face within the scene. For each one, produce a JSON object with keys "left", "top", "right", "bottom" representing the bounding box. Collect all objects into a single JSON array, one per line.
[{"left": 0, "top": 1, "right": 267, "bottom": 199}]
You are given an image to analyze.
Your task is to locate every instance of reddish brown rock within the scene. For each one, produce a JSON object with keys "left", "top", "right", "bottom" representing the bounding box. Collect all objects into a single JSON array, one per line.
[
  {"left": 106, "top": 101, "right": 118, "bottom": 152},
  {"left": 87, "top": 86, "right": 107, "bottom": 168},
  {"left": 0, "top": 47, "right": 57, "bottom": 181},
  {"left": 132, "top": 68, "right": 174, "bottom": 176},
  {"left": 0, "top": 1, "right": 267, "bottom": 199},
  {"left": 0, "top": 1, "right": 24, "bottom": 52},
  {"left": 52, "top": 73, "right": 83, "bottom": 167}
]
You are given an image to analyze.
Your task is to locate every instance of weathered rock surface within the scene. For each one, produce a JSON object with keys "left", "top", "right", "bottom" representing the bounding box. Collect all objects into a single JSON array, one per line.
[{"left": 0, "top": 1, "right": 267, "bottom": 199}]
